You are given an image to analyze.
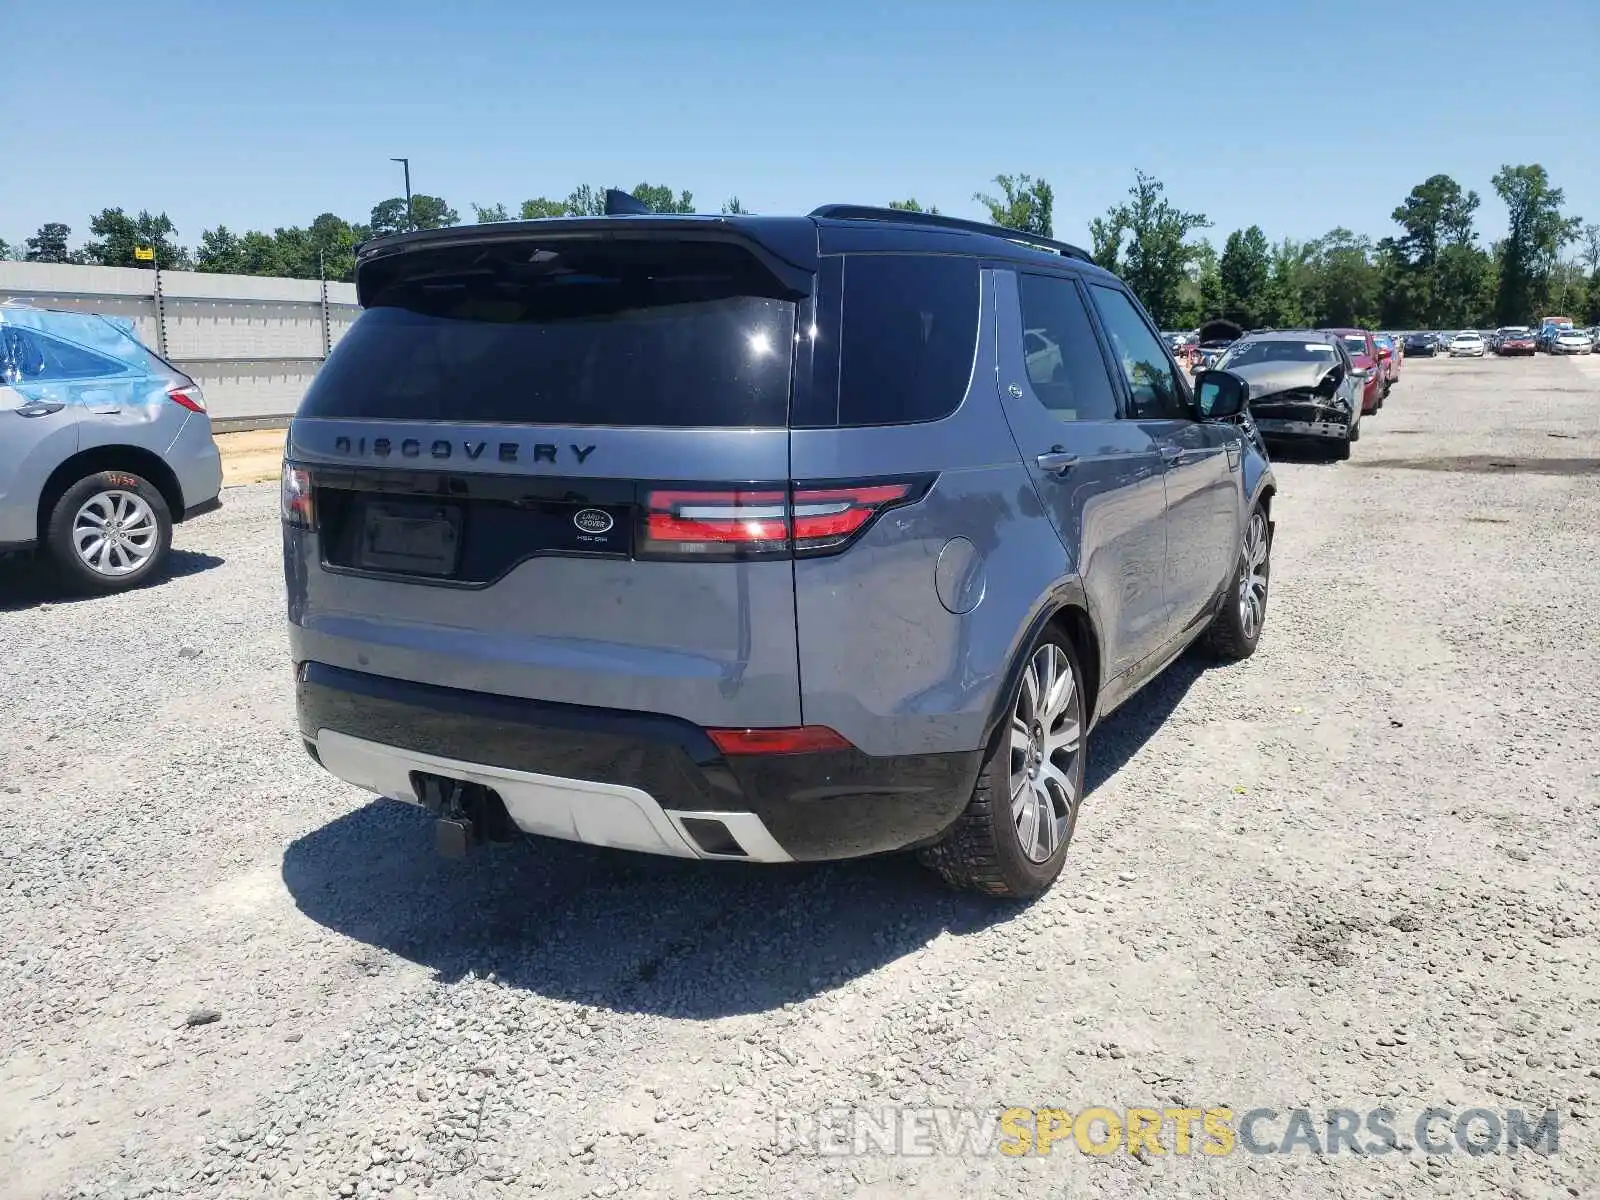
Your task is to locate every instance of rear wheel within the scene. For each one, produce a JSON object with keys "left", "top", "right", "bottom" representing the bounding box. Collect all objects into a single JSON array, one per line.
[
  {"left": 1205, "top": 507, "right": 1270, "bottom": 661},
  {"left": 45, "top": 472, "right": 172, "bottom": 595},
  {"left": 919, "top": 633, "right": 1086, "bottom": 900}
]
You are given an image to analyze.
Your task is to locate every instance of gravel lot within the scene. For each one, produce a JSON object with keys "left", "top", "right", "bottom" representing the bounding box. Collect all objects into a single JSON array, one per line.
[{"left": 3, "top": 354, "right": 1598, "bottom": 1200}]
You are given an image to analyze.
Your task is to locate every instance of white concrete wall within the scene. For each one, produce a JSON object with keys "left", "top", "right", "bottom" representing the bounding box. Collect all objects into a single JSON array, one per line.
[{"left": 0, "top": 261, "right": 360, "bottom": 421}]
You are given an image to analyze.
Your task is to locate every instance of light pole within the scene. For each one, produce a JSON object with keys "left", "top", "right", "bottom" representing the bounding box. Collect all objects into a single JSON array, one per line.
[{"left": 390, "top": 157, "right": 413, "bottom": 231}]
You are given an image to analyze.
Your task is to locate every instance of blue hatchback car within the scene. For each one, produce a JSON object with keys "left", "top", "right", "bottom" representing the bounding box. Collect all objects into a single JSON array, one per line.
[{"left": 0, "top": 303, "right": 222, "bottom": 592}]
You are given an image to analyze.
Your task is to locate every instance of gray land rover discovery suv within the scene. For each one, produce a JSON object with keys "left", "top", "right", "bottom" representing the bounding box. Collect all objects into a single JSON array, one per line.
[{"left": 283, "top": 201, "right": 1275, "bottom": 899}]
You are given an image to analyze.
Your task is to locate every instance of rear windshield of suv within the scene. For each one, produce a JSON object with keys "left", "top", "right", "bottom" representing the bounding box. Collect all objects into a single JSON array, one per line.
[{"left": 300, "top": 238, "right": 798, "bottom": 427}]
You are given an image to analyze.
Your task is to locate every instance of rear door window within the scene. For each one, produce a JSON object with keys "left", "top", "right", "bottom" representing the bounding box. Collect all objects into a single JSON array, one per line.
[
  {"left": 836, "top": 254, "right": 979, "bottom": 426},
  {"left": 1016, "top": 274, "right": 1120, "bottom": 421},
  {"left": 301, "top": 239, "right": 798, "bottom": 427}
]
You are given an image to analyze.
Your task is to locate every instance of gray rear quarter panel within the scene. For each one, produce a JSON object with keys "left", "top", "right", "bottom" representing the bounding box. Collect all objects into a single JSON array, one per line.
[{"left": 790, "top": 268, "right": 1076, "bottom": 757}]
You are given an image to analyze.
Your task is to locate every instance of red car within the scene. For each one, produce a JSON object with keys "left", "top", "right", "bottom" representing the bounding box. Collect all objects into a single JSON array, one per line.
[
  {"left": 1497, "top": 329, "right": 1537, "bottom": 356},
  {"left": 1324, "top": 328, "right": 1384, "bottom": 414},
  {"left": 1374, "top": 334, "right": 1401, "bottom": 386}
]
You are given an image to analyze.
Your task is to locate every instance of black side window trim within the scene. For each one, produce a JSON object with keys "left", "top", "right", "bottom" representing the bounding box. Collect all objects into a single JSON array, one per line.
[{"left": 1011, "top": 268, "right": 1127, "bottom": 422}]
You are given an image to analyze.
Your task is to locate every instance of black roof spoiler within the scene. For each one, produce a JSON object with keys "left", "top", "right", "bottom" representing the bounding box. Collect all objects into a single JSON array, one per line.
[{"left": 809, "top": 204, "right": 1095, "bottom": 264}]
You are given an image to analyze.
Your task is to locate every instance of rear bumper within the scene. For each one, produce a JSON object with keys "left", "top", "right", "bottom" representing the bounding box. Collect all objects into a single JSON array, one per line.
[
  {"left": 167, "top": 414, "right": 224, "bottom": 514},
  {"left": 296, "top": 662, "right": 981, "bottom": 863}
]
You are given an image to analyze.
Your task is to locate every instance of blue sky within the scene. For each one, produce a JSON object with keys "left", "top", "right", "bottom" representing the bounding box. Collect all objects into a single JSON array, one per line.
[{"left": 4, "top": 0, "right": 1596, "bottom": 255}]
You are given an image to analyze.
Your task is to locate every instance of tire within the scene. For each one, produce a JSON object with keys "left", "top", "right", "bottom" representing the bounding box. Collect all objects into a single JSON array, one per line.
[
  {"left": 1330, "top": 438, "right": 1352, "bottom": 461},
  {"left": 45, "top": 471, "right": 173, "bottom": 595},
  {"left": 1204, "top": 506, "right": 1270, "bottom": 662},
  {"left": 919, "top": 632, "right": 1087, "bottom": 900}
]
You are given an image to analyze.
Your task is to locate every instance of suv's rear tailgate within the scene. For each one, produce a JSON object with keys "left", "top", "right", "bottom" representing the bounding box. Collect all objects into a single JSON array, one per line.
[
  {"left": 285, "top": 422, "right": 802, "bottom": 727},
  {"left": 284, "top": 228, "right": 812, "bottom": 730}
]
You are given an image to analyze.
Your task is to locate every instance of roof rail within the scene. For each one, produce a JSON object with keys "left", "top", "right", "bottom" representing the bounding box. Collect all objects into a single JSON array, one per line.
[{"left": 809, "top": 204, "right": 1095, "bottom": 263}]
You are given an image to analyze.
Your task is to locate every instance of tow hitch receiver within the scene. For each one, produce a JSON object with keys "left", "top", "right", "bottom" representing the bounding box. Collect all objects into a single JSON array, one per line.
[{"left": 411, "top": 772, "right": 516, "bottom": 858}]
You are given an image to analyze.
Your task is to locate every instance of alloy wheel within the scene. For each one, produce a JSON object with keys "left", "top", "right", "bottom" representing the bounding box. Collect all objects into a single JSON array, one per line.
[
  {"left": 1009, "top": 644, "right": 1082, "bottom": 864},
  {"left": 1238, "top": 511, "right": 1270, "bottom": 640},
  {"left": 73, "top": 490, "right": 159, "bottom": 577}
]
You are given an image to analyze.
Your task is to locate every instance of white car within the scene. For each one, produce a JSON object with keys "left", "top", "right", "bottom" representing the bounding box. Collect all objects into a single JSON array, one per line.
[
  {"left": 1551, "top": 329, "right": 1592, "bottom": 355},
  {"left": 1449, "top": 332, "right": 1486, "bottom": 357}
]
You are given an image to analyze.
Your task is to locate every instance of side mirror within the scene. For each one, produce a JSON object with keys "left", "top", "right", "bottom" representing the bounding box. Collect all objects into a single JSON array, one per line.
[{"left": 1194, "top": 369, "right": 1248, "bottom": 419}]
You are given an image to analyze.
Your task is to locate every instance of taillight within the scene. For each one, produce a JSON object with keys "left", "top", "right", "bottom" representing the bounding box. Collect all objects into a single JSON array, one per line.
[
  {"left": 790, "top": 484, "right": 911, "bottom": 553},
  {"left": 168, "top": 384, "right": 207, "bottom": 413},
  {"left": 637, "top": 478, "right": 927, "bottom": 560},
  {"left": 281, "top": 462, "right": 315, "bottom": 528},
  {"left": 707, "top": 725, "right": 853, "bottom": 755},
  {"left": 641, "top": 489, "right": 790, "bottom": 557}
]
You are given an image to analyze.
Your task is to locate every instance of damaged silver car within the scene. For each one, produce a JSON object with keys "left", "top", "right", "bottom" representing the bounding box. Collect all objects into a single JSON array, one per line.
[{"left": 1214, "top": 331, "right": 1364, "bottom": 461}]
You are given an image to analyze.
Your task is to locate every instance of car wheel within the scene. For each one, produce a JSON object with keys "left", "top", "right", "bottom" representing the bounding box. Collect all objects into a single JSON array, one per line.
[
  {"left": 1330, "top": 438, "right": 1352, "bottom": 461},
  {"left": 45, "top": 471, "right": 173, "bottom": 595},
  {"left": 1204, "top": 507, "right": 1271, "bottom": 661},
  {"left": 919, "top": 633, "right": 1086, "bottom": 900}
]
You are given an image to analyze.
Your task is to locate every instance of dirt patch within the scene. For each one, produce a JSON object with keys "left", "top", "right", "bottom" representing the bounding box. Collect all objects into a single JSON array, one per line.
[
  {"left": 1352, "top": 455, "right": 1600, "bottom": 476},
  {"left": 216, "top": 428, "right": 286, "bottom": 486}
]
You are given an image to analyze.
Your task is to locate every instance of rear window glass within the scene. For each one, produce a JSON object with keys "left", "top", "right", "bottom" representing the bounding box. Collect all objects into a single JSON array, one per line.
[
  {"left": 836, "top": 254, "right": 979, "bottom": 426},
  {"left": 301, "top": 239, "right": 797, "bottom": 427},
  {"left": 1219, "top": 340, "right": 1338, "bottom": 368}
]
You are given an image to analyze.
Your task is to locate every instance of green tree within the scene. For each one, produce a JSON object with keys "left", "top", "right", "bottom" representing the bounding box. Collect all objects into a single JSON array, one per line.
[
  {"left": 1433, "top": 242, "right": 1496, "bottom": 327},
  {"left": 520, "top": 197, "right": 568, "bottom": 219},
  {"left": 1392, "top": 175, "right": 1480, "bottom": 268},
  {"left": 264, "top": 213, "right": 366, "bottom": 281},
  {"left": 25, "top": 222, "right": 75, "bottom": 263},
  {"left": 1306, "top": 228, "right": 1381, "bottom": 328},
  {"left": 1491, "top": 164, "right": 1582, "bottom": 324},
  {"left": 1196, "top": 244, "right": 1224, "bottom": 326},
  {"left": 974, "top": 173, "right": 1053, "bottom": 237},
  {"left": 194, "top": 226, "right": 247, "bottom": 274},
  {"left": 369, "top": 194, "right": 458, "bottom": 237},
  {"left": 629, "top": 183, "right": 695, "bottom": 214},
  {"left": 1089, "top": 171, "right": 1211, "bottom": 327},
  {"left": 887, "top": 198, "right": 941, "bottom": 215},
  {"left": 83, "top": 208, "right": 189, "bottom": 269},
  {"left": 1172, "top": 239, "right": 1221, "bottom": 328},
  {"left": 1383, "top": 174, "right": 1487, "bottom": 326},
  {"left": 411, "top": 195, "right": 459, "bottom": 230},
  {"left": 721, "top": 197, "right": 748, "bottom": 215},
  {"left": 1218, "top": 225, "right": 1271, "bottom": 327},
  {"left": 1580, "top": 224, "right": 1600, "bottom": 323},
  {"left": 563, "top": 185, "right": 606, "bottom": 217},
  {"left": 238, "top": 231, "right": 283, "bottom": 275},
  {"left": 472, "top": 202, "right": 511, "bottom": 223},
  {"left": 1262, "top": 238, "right": 1313, "bottom": 328}
]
